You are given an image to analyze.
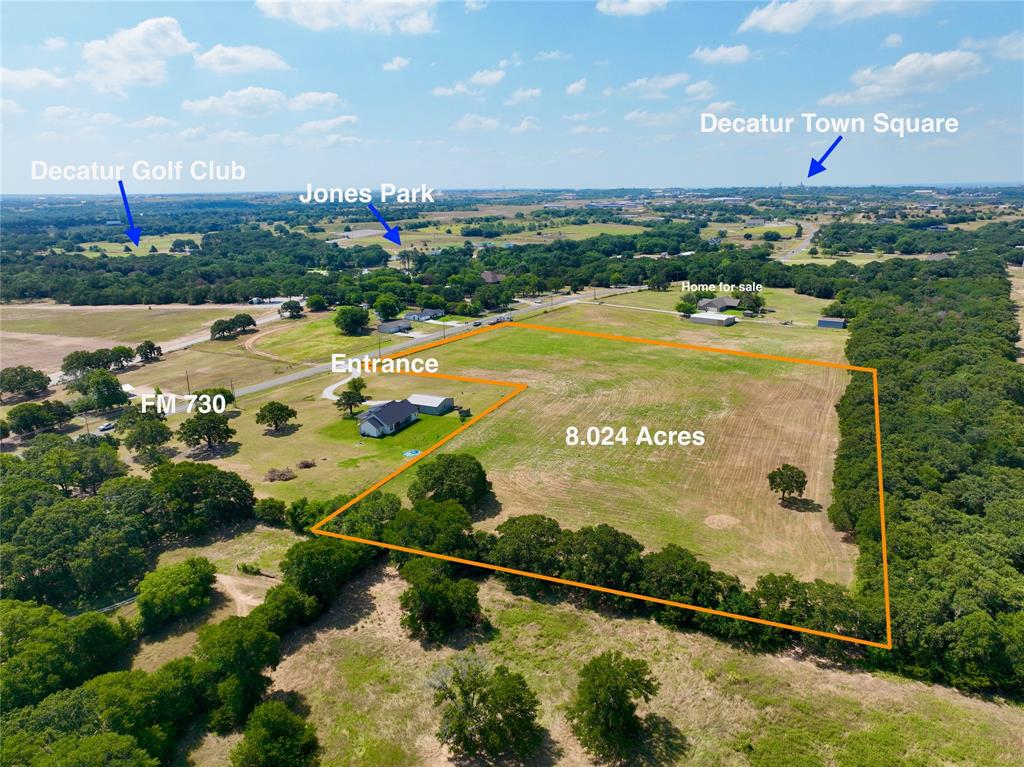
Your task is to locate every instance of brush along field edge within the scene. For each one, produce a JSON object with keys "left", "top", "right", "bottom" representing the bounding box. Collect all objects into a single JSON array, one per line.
[{"left": 311, "top": 322, "right": 893, "bottom": 650}]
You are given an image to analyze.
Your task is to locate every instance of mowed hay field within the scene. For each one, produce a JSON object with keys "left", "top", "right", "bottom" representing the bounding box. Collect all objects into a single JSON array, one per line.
[
  {"left": 0, "top": 303, "right": 278, "bottom": 371},
  {"left": 380, "top": 318, "right": 860, "bottom": 588},
  {"left": 183, "top": 566, "right": 1024, "bottom": 767}
]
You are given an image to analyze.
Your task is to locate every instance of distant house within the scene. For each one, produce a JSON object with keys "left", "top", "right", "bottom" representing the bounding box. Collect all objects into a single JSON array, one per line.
[
  {"left": 927, "top": 224, "right": 949, "bottom": 231},
  {"left": 698, "top": 297, "right": 741, "bottom": 312},
  {"left": 378, "top": 319, "right": 412, "bottom": 334},
  {"left": 405, "top": 308, "right": 444, "bottom": 321},
  {"left": 745, "top": 217, "right": 767, "bottom": 227},
  {"left": 481, "top": 270, "right": 506, "bottom": 284},
  {"left": 358, "top": 400, "right": 419, "bottom": 438},
  {"left": 817, "top": 317, "right": 848, "bottom": 330},
  {"left": 408, "top": 393, "right": 454, "bottom": 415},
  {"left": 689, "top": 312, "right": 736, "bottom": 327}
]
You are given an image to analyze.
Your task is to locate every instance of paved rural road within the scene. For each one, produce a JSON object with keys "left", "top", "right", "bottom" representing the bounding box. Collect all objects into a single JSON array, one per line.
[
  {"left": 779, "top": 222, "right": 818, "bottom": 262},
  {"left": 234, "top": 286, "right": 646, "bottom": 397}
]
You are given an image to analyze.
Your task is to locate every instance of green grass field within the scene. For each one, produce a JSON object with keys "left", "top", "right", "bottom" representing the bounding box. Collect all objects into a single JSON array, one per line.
[
  {"left": 368, "top": 319, "right": 859, "bottom": 590},
  {"left": 165, "top": 370, "right": 503, "bottom": 504},
  {"left": 78, "top": 232, "right": 206, "bottom": 257},
  {"left": 253, "top": 314, "right": 399, "bottom": 364}
]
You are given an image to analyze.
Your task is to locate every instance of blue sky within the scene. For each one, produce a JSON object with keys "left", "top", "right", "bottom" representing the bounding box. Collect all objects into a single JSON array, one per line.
[{"left": 2, "top": 0, "right": 1021, "bottom": 193}]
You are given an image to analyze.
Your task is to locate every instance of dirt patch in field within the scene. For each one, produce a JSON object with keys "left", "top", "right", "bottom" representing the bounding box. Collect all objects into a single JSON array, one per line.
[
  {"left": 0, "top": 330, "right": 127, "bottom": 371},
  {"left": 704, "top": 514, "right": 740, "bottom": 529}
]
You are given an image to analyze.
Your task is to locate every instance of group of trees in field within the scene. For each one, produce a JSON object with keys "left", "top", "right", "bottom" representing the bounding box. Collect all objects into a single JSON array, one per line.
[
  {"left": 61, "top": 341, "right": 162, "bottom": 380},
  {"left": 430, "top": 646, "right": 662, "bottom": 762},
  {"left": 0, "top": 365, "right": 50, "bottom": 400},
  {"left": 210, "top": 313, "right": 257, "bottom": 339},
  {"left": 135, "top": 557, "right": 217, "bottom": 633}
]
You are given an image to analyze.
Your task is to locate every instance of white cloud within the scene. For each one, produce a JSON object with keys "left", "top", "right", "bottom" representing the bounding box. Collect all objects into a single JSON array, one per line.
[
  {"left": 510, "top": 116, "right": 540, "bottom": 133},
  {"left": 256, "top": 0, "right": 437, "bottom": 34},
  {"left": 994, "top": 31, "right": 1024, "bottom": 60},
  {"left": 884, "top": 33, "right": 903, "bottom": 48},
  {"left": 962, "top": 31, "right": 1024, "bottom": 61},
  {"left": 739, "top": 0, "right": 928, "bottom": 34},
  {"left": 566, "top": 78, "right": 587, "bottom": 95},
  {"left": 452, "top": 113, "right": 500, "bottom": 131},
  {"left": 623, "top": 107, "right": 688, "bottom": 126},
  {"left": 42, "top": 37, "right": 66, "bottom": 52},
  {"left": 77, "top": 17, "right": 197, "bottom": 94},
  {"left": 685, "top": 79, "right": 715, "bottom": 99},
  {"left": 504, "top": 87, "right": 541, "bottom": 105},
  {"left": 623, "top": 72, "right": 688, "bottom": 99},
  {"left": 127, "top": 115, "right": 178, "bottom": 129},
  {"left": 535, "top": 50, "right": 569, "bottom": 61},
  {"left": 0, "top": 67, "right": 69, "bottom": 90},
  {"left": 820, "top": 49, "right": 986, "bottom": 105},
  {"left": 465, "top": 0, "right": 487, "bottom": 11},
  {"left": 470, "top": 68, "right": 505, "bottom": 86},
  {"left": 690, "top": 44, "right": 751, "bottom": 64},
  {"left": 596, "top": 0, "right": 668, "bottom": 17},
  {"left": 207, "top": 130, "right": 281, "bottom": 144},
  {"left": 570, "top": 124, "right": 609, "bottom": 134},
  {"left": 288, "top": 91, "right": 342, "bottom": 110},
  {"left": 195, "top": 44, "right": 289, "bottom": 74},
  {"left": 705, "top": 100, "right": 737, "bottom": 113},
  {"left": 295, "top": 115, "right": 359, "bottom": 133},
  {"left": 183, "top": 86, "right": 288, "bottom": 115},
  {"left": 382, "top": 55, "right": 410, "bottom": 71},
  {"left": 41, "top": 105, "right": 121, "bottom": 125},
  {"left": 432, "top": 82, "right": 479, "bottom": 96},
  {"left": 1, "top": 99, "right": 23, "bottom": 116},
  {"left": 564, "top": 111, "right": 604, "bottom": 122},
  {"left": 498, "top": 53, "right": 523, "bottom": 68}
]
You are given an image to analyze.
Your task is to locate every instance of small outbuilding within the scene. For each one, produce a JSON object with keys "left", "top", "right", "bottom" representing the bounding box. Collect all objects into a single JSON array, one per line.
[
  {"left": 690, "top": 312, "right": 736, "bottom": 327},
  {"left": 817, "top": 317, "right": 848, "bottom": 330},
  {"left": 408, "top": 393, "right": 455, "bottom": 415},
  {"left": 378, "top": 319, "right": 412, "bottom": 334},
  {"left": 481, "top": 270, "right": 506, "bottom": 284},
  {"left": 358, "top": 400, "right": 419, "bottom": 438}
]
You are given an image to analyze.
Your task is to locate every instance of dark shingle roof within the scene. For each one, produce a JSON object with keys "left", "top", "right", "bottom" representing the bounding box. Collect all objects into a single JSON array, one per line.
[{"left": 358, "top": 399, "right": 418, "bottom": 429}]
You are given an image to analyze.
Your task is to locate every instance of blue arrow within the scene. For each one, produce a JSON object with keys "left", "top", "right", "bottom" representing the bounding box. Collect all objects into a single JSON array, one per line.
[
  {"left": 118, "top": 180, "right": 142, "bottom": 245},
  {"left": 807, "top": 134, "right": 843, "bottom": 178},
  {"left": 367, "top": 203, "right": 401, "bottom": 246}
]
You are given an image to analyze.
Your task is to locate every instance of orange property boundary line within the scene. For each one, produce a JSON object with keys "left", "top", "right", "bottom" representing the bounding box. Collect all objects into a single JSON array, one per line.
[{"left": 311, "top": 321, "right": 893, "bottom": 650}]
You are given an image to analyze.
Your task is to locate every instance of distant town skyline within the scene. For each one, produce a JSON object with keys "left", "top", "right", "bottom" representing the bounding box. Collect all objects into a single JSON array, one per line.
[{"left": 2, "top": 1, "right": 1022, "bottom": 193}]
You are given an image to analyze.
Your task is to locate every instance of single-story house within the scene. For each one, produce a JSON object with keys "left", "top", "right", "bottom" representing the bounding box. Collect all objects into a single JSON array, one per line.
[
  {"left": 405, "top": 308, "right": 445, "bottom": 321},
  {"left": 690, "top": 312, "right": 736, "bottom": 327},
  {"left": 698, "top": 297, "right": 741, "bottom": 312},
  {"left": 481, "top": 270, "right": 506, "bottom": 284},
  {"left": 817, "top": 317, "right": 848, "bottom": 330},
  {"left": 378, "top": 319, "right": 412, "bottom": 334},
  {"left": 408, "top": 393, "right": 454, "bottom": 415},
  {"left": 745, "top": 217, "right": 767, "bottom": 227},
  {"left": 358, "top": 400, "right": 419, "bottom": 438}
]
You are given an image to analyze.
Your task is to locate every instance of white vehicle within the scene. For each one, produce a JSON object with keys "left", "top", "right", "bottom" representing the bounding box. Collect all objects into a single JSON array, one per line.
[{"left": 98, "top": 422, "right": 115, "bottom": 432}]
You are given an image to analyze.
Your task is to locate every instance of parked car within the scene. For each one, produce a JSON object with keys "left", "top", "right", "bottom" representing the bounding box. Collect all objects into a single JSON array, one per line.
[
  {"left": 98, "top": 422, "right": 115, "bottom": 432},
  {"left": 472, "top": 320, "right": 482, "bottom": 327}
]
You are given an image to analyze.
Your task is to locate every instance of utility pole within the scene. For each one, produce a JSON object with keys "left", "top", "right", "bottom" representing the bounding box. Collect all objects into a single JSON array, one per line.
[{"left": 185, "top": 370, "right": 191, "bottom": 395}]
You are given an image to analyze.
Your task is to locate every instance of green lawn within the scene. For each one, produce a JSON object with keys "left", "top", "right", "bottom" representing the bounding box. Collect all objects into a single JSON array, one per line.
[
  {"left": 173, "top": 370, "right": 503, "bottom": 504},
  {"left": 254, "top": 314, "right": 398, "bottom": 364},
  {"left": 78, "top": 232, "right": 206, "bottom": 257}
]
